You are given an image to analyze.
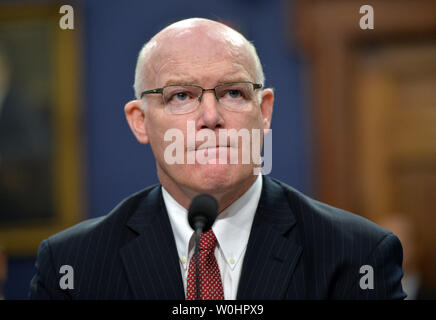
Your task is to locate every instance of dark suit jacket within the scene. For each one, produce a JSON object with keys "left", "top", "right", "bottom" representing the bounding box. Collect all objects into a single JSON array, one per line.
[{"left": 29, "top": 176, "right": 406, "bottom": 299}]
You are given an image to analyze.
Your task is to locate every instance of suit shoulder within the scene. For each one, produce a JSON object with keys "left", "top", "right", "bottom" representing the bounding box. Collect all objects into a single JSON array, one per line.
[
  {"left": 270, "top": 177, "right": 392, "bottom": 244},
  {"left": 46, "top": 184, "right": 159, "bottom": 248}
]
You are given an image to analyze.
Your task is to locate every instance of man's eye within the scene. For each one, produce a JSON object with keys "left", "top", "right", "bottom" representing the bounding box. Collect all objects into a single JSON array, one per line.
[
  {"left": 227, "top": 89, "right": 243, "bottom": 99},
  {"left": 167, "top": 91, "right": 195, "bottom": 104},
  {"left": 174, "top": 92, "right": 188, "bottom": 101}
]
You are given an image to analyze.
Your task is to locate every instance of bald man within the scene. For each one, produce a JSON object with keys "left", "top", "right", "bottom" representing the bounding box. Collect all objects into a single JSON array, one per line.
[{"left": 30, "top": 18, "right": 406, "bottom": 300}]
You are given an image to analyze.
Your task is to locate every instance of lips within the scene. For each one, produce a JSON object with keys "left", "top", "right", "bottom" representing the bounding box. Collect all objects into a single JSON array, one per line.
[
  {"left": 186, "top": 136, "right": 235, "bottom": 151},
  {"left": 186, "top": 145, "right": 232, "bottom": 153},
  {"left": 182, "top": 127, "right": 243, "bottom": 152},
  {"left": 196, "top": 145, "right": 230, "bottom": 151}
]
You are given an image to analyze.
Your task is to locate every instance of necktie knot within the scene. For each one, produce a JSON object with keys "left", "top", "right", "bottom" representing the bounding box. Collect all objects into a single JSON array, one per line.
[{"left": 199, "top": 229, "right": 217, "bottom": 251}]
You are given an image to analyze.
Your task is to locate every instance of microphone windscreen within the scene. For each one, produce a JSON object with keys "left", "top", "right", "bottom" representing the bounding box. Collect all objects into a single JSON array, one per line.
[{"left": 188, "top": 194, "right": 218, "bottom": 232}]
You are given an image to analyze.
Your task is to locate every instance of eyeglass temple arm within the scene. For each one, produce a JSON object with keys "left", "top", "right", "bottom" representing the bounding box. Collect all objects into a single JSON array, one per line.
[{"left": 140, "top": 88, "right": 164, "bottom": 98}]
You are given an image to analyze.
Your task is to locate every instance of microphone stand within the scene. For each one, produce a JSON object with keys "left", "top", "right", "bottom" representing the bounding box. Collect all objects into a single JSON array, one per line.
[
  {"left": 194, "top": 228, "right": 202, "bottom": 300},
  {"left": 187, "top": 193, "right": 218, "bottom": 300}
]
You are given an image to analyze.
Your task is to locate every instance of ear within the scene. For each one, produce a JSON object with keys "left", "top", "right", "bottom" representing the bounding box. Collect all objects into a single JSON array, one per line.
[
  {"left": 124, "top": 100, "right": 149, "bottom": 144},
  {"left": 259, "top": 88, "right": 274, "bottom": 134}
]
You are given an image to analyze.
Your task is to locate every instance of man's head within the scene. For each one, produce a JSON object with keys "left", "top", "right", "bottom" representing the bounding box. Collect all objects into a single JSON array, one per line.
[
  {"left": 133, "top": 19, "right": 265, "bottom": 100},
  {"left": 125, "top": 18, "right": 274, "bottom": 210}
]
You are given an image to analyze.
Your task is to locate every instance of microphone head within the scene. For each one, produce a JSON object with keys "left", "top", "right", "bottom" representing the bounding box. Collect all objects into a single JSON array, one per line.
[{"left": 188, "top": 194, "right": 218, "bottom": 232}]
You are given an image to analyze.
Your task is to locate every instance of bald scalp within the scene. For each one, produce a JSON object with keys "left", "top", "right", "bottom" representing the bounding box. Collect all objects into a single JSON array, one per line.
[{"left": 133, "top": 18, "right": 264, "bottom": 100}]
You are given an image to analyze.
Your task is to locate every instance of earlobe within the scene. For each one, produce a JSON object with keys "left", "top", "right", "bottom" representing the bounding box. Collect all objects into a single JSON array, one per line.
[{"left": 124, "top": 100, "right": 149, "bottom": 144}]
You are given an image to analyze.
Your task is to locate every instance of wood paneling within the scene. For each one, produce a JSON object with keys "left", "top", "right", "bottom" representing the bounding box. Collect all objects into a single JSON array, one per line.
[{"left": 294, "top": 0, "right": 436, "bottom": 289}]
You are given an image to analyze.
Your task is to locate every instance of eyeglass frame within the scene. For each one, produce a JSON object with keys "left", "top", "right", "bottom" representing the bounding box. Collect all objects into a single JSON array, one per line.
[{"left": 140, "top": 81, "right": 263, "bottom": 111}]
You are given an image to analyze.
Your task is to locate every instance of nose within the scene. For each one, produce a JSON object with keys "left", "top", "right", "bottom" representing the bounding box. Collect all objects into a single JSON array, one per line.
[{"left": 197, "top": 90, "right": 224, "bottom": 130}]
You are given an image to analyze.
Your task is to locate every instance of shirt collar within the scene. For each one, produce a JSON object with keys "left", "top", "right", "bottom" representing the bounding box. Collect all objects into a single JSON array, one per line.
[{"left": 163, "top": 174, "right": 263, "bottom": 270}]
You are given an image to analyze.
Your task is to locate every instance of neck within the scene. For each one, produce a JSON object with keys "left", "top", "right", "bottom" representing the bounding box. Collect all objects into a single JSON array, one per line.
[{"left": 157, "top": 167, "right": 258, "bottom": 213}]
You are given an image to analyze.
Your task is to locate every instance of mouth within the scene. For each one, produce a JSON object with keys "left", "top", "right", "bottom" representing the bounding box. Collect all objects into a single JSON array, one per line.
[
  {"left": 186, "top": 141, "right": 234, "bottom": 152},
  {"left": 196, "top": 145, "right": 231, "bottom": 151}
]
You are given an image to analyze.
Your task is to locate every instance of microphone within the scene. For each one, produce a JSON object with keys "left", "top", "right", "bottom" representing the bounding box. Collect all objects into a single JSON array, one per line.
[{"left": 188, "top": 194, "right": 218, "bottom": 300}]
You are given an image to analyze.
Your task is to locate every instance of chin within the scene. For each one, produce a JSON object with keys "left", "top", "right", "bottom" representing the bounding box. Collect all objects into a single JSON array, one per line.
[{"left": 188, "top": 163, "right": 253, "bottom": 194}]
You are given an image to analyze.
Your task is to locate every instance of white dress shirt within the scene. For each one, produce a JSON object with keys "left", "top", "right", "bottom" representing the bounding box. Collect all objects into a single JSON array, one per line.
[{"left": 162, "top": 174, "right": 262, "bottom": 300}]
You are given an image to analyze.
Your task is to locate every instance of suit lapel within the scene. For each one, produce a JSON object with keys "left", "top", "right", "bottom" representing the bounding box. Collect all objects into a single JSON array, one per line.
[
  {"left": 120, "top": 186, "right": 185, "bottom": 299},
  {"left": 237, "top": 176, "right": 303, "bottom": 299}
]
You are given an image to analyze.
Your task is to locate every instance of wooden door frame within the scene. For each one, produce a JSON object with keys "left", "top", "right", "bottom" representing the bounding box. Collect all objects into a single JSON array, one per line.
[{"left": 292, "top": 0, "right": 436, "bottom": 214}]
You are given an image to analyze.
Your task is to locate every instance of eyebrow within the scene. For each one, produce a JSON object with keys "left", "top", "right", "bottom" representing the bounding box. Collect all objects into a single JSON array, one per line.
[
  {"left": 162, "top": 75, "right": 254, "bottom": 87},
  {"left": 217, "top": 77, "right": 253, "bottom": 84},
  {"left": 163, "top": 78, "right": 198, "bottom": 86}
]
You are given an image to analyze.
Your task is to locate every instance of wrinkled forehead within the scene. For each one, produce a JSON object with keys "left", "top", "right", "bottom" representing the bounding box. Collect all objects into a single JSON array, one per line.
[{"left": 143, "top": 22, "right": 257, "bottom": 85}]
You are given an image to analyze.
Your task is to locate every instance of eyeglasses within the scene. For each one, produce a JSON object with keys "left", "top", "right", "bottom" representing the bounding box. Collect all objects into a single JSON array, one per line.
[{"left": 140, "top": 81, "right": 262, "bottom": 115}]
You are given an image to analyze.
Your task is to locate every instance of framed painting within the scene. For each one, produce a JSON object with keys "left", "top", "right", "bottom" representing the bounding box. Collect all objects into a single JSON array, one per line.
[{"left": 0, "top": 3, "right": 83, "bottom": 256}]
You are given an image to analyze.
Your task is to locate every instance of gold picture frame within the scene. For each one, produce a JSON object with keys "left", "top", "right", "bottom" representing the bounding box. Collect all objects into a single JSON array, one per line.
[{"left": 0, "top": 3, "right": 83, "bottom": 256}]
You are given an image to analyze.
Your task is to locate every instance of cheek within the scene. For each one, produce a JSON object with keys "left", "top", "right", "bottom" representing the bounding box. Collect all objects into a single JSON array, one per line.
[
  {"left": 146, "top": 114, "right": 187, "bottom": 157},
  {"left": 229, "top": 109, "right": 263, "bottom": 130}
]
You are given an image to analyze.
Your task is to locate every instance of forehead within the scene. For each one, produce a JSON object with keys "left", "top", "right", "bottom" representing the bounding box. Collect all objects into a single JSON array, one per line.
[
  {"left": 145, "top": 25, "right": 257, "bottom": 86},
  {"left": 154, "top": 55, "right": 253, "bottom": 87}
]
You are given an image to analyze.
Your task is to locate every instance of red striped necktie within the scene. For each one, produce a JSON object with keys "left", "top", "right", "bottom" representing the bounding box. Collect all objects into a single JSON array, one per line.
[{"left": 186, "top": 229, "right": 224, "bottom": 300}]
